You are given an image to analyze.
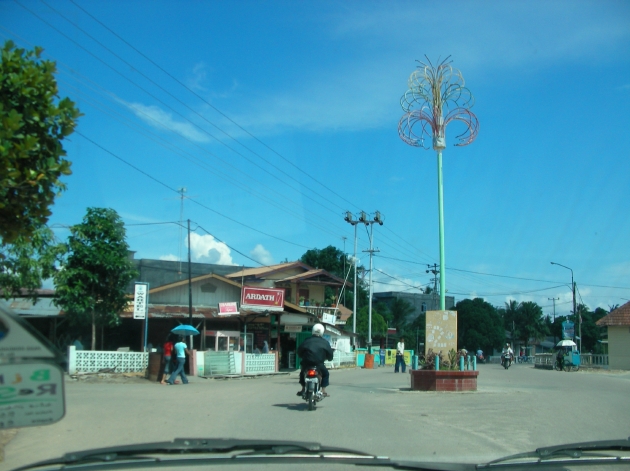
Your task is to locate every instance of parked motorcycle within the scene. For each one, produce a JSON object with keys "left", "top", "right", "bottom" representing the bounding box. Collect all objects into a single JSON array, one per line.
[
  {"left": 301, "top": 366, "right": 324, "bottom": 411},
  {"left": 501, "top": 353, "right": 513, "bottom": 369}
]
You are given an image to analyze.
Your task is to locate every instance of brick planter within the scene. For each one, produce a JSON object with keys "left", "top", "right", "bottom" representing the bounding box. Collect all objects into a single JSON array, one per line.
[{"left": 410, "top": 369, "right": 479, "bottom": 392}]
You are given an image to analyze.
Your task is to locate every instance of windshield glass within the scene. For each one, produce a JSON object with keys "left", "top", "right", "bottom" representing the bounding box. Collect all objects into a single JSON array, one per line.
[{"left": 1, "top": 1, "right": 629, "bottom": 469}]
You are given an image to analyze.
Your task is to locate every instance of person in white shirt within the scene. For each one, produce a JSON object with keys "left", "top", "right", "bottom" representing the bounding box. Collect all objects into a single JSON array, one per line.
[{"left": 395, "top": 337, "right": 406, "bottom": 373}]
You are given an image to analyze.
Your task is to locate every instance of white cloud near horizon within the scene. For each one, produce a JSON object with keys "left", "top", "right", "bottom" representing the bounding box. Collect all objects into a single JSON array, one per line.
[
  {"left": 189, "top": 233, "right": 236, "bottom": 265},
  {"left": 250, "top": 244, "right": 273, "bottom": 265}
]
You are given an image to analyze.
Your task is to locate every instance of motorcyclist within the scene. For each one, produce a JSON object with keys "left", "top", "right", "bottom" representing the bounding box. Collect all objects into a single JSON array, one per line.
[
  {"left": 501, "top": 343, "right": 514, "bottom": 366},
  {"left": 296, "top": 323, "right": 334, "bottom": 397}
]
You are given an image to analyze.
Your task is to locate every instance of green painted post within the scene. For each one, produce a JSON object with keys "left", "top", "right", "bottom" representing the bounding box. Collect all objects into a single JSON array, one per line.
[
  {"left": 435, "top": 355, "right": 440, "bottom": 371},
  {"left": 459, "top": 355, "right": 464, "bottom": 371},
  {"left": 437, "top": 150, "right": 446, "bottom": 310}
]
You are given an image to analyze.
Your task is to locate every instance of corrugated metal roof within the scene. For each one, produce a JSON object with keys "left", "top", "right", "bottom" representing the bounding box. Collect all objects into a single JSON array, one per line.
[
  {"left": 225, "top": 262, "right": 305, "bottom": 279},
  {"left": 596, "top": 301, "right": 630, "bottom": 326},
  {"left": 0, "top": 298, "right": 62, "bottom": 317}
]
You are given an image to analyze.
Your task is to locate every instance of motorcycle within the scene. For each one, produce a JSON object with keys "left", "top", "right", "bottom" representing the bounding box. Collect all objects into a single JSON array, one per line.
[
  {"left": 476, "top": 353, "right": 485, "bottom": 364},
  {"left": 301, "top": 366, "right": 324, "bottom": 411},
  {"left": 501, "top": 353, "right": 513, "bottom": 369}
]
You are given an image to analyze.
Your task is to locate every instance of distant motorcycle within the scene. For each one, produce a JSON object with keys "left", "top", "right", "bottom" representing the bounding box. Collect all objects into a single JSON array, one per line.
[
  {"left": 476, "top": 353, "right": 485, "bottom": 364},
  {"left": 301, "top": 366, "right": 324, "bottom": 411},
  {"left": 501, "top": 353, "right": 513, "bottom": 370}
]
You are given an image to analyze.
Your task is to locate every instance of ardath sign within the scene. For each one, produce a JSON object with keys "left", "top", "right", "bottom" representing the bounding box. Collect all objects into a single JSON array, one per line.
[{"left": 240, "top": 286, "right": 285, "bottom": 312}]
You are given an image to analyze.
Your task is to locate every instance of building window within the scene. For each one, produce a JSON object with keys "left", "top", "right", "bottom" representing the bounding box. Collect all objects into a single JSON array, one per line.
[{"left": 421, "top": 302, "right": 427, "bottom": 312}]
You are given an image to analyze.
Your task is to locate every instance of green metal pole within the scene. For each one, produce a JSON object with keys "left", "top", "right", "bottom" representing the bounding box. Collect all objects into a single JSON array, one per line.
[{"left": 437, "top": 150, "right": 446, "bottom": 310}]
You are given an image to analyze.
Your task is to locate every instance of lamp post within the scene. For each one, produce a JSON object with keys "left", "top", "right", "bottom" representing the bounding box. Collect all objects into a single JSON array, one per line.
[
  {"left": 398, "top": 57, "right": 479, "bottom": 310},
  {"left": 551, "top": 262, "right": 579, "bottom": 351}
]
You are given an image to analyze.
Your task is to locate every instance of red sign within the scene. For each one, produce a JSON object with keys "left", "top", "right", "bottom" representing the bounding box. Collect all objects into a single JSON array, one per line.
[
  {"left": 218, "top": 302, "right": 239, "bottom": 316},
  {"left": 241, "top": 286, "right": 285, "bottom": 311}
]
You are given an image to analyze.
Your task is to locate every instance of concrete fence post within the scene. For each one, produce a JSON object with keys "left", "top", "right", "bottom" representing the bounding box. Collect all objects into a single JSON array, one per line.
[{"left": 67, "top": 345, "right": 76, "bottom": 374}]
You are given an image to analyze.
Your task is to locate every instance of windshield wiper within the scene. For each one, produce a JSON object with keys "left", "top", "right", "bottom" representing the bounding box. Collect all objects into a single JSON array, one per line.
[
  {"left": 12, "top": 438, "right": 394, "bottom": 471},
  {"left": 478, "top": 437, "right": 630, "bottom": 468}
]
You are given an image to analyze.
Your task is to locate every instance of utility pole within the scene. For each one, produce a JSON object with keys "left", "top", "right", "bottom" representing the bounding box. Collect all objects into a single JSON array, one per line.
[
  {"left": 342, "top": 236, "right": 347, "bottom": 279},
  {"left": 344, "top": 212, "right": 360, "bottom": 347},
  {"left": 187, "top": 219, "right": 193, "bottom": 349},
  {"left": 548, "top": 297, "right": 559, "bottom": 322},
  {"left": 551, "top": 262, "right": 578, "bottom": 351},
  {"left": 426, "top": 263, "right": 439, "bottom": 310},
  {"left": 360, "top": 211, "right": 383, "bottom": 352}
]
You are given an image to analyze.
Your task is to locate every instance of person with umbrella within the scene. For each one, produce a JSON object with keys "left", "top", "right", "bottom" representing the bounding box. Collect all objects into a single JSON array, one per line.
[{"left": 166, "top": 335, "right": 192, "bottom": 385}]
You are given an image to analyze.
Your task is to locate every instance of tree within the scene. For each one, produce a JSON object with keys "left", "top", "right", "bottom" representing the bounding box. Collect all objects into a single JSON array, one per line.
[
  {"left": 577, "top": 304, "right": 607, "bottom": 353},
  {"left": 515, "top": 301, "right": 549, "bottom": 347},
  {"left": 54, "top": 208, "right": 137, "bottom": 350},
  {"left": 0, "top": 40, "right": 80, "bottom": 245},
  {"left": 0, "top": 226, "right": 62, "bottom": 300},
  {"left": 456, "top": 298, "right": 504, "bottom": 355},
  {"left": 390, "top": 297, "right": 415, "bottom": 333},
  {"left": 299, "top": 245, "right": 368, "bottom": 309},
  {"left": 344, "top": 305, "right": 387, "bottom": 345}
]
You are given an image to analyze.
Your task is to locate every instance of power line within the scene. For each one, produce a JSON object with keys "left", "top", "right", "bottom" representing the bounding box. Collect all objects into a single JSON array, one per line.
[
  {"left": 74, "top": 131, "right": 313, "bottom": 251},
  {"left": 67, "top": 0, "right": 358, "bottom": 210},
  {"left": 33, "top": 0, "right": 350, "bottom": 215}
]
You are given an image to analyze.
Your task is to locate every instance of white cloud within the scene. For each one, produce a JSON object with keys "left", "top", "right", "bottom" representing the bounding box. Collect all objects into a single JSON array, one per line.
[
  {"left": 159, "top": 254, "right": 179, "bottom": 261},
  {"left": 250, "top": 244, "right": 273, "bottom": 265},
  {"left": 189, "top": 233, "right": 235, "bottom": 265},
  {"left": 122, "top": 100, "right": 210, "bottom": 143}
]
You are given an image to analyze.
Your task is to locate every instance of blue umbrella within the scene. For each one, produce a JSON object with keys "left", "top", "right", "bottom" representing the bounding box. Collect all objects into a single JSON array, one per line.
[{"left": 171, "top": 325, "right": 200, "bottom": 336}]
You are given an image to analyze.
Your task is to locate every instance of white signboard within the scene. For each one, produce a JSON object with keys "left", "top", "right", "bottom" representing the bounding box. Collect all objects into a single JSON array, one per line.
[
  {"left": 322, "top": 313, "right": 336, "bottom": 325},
  {"left": 0, "top": 362, "right": 65, "bottom": 429},
  {"left": 133, "top": 283, "right": 148, "bottom": 320},
  {"left": 218, "top": 302, "right": 239, "bottom": 316}
]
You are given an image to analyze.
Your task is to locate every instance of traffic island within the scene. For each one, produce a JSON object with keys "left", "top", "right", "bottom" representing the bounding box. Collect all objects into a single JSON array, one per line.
[{"left": 410, "top": 369, "right": 479, "bottom": 392}]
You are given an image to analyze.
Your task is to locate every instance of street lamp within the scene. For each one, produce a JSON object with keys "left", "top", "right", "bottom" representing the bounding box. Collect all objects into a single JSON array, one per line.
[
  {"left": 398, "top": 56, "right": 479, "bottom": 310},
  {"left": 550, "top": 262, "right": 579, "bottom": 352}
]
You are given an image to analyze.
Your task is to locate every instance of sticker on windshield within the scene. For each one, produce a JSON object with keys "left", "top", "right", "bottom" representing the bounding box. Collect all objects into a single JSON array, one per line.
[{"left": 0, "top": 362, "right": 65, "bottom": 429}]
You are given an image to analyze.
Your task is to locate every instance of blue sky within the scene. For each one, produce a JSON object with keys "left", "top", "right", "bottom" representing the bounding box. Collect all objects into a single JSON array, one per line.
[{"left": 2, "top": 0, "right": 629, "bottom": 316}]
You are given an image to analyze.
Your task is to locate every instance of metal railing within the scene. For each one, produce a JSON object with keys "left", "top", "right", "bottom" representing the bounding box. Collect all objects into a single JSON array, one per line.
[{"left": 580, "top": 353, "right": 608, "bottom": 368}]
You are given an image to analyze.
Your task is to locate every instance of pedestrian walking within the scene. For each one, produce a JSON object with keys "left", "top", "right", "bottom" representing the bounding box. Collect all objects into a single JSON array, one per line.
[
  {"left": 262, "top": 341, "right": 269, "bottom": 353},
  {"left": 160, "top": 335, "right": 174, "bottom": 385},
  {"left": 395, "top": 337, "right": 406, "bottom": 373},
  {"left": 166, "top": 336, "right": 191, "bottom": 385}
]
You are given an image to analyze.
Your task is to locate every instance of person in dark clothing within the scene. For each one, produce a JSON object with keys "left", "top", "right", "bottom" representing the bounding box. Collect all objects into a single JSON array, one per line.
[{"left": 296, "top": 323, "right": 334, "bottom": 397}]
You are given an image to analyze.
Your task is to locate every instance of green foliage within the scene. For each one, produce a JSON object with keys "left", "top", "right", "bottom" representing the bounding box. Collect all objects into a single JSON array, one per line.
[
  {"left": 577, "top": 304, "right": 607, "bottom": 353},
  {"left": 0, "top": 41, "right": 81, "bottom": 244},
  {"left": 456, "top": 298, "right": 504, "bottom": 354},
  {"left": 344, "top": 305, "right": 387, "bottom": 344},
  {"left": 299, "top": 245, "right": 369, "bottom": 310},
  {"left": 0, "top": 226, "right": 63, "bottom": 300},
  {"left": 516, "top": 301, "right": 549, "bottom": 345},
  {"left": 390, "top": 297, "right": 415, "bottom": 333},
  {"left": 499, "top": 299, "right": 548, "bottom": 347},
  {"left": 54, "top": 208, "right": 137, "bottom": 350}
]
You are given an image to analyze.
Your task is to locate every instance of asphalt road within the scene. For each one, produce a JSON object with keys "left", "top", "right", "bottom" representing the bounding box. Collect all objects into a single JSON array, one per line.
[{"left": 3, "top": 363, "right": 630, "bottom": 469}]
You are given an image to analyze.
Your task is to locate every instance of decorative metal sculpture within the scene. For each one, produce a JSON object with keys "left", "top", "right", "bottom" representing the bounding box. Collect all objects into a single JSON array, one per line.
[{"left": 398, "top": 56, "right": 478, "bottom": 310}]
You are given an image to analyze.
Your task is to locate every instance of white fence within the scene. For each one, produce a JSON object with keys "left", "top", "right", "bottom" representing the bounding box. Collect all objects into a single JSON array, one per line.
[
  {"left": 201, "top": 351, "right": 277, "bottom": 376},
  {"left": 325, "top": 350, "right": 356, "bottom": 369},
  {"left": 245, "top": 353, "right": 276, "bottom": 374},
  {"left": 67, "top": 346, "right": 148, "bottom": 374}
]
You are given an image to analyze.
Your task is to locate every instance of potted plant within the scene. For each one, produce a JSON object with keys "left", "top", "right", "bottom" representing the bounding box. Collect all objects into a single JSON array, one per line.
[{"left": 299, "top": 296, "right": 305, "bottom": 306}]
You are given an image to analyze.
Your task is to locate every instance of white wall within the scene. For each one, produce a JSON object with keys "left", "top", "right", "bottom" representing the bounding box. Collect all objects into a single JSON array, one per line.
[{"left": 609, "top": 326, "right": 630, "bottom": 370}]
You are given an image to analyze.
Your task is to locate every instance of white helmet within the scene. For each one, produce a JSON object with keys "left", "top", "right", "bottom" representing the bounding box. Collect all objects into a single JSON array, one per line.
[{"left": 312, "top": 323, "right": 325, "bottom": 337}]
